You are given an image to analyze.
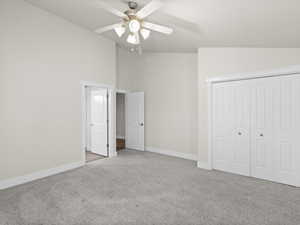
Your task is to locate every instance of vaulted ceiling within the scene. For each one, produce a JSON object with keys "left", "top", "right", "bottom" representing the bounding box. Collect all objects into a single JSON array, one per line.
[{"left": 26, "top": 0, "right": 300, "bottom": 52}]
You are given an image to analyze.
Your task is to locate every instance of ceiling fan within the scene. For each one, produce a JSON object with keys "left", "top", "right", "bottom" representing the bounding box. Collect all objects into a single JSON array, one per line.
[{"left": 94, "top": 0, "right": 173, "bottom": 45}]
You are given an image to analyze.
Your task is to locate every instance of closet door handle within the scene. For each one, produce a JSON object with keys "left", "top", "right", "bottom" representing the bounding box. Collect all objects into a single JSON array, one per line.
[
  {"left": 238, "top": 132, "right": 242, "bottom": 136},
  {"left": 260, "top": 133, "right": 264, "bottom": 137}
]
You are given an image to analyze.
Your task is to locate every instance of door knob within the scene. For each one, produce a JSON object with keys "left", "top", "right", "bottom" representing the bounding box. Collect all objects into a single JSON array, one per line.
[
  {"left": 140, "top": 122, "right": 144, "bottom": 126},
  {"left": 260, "top": 133, "right": 264, "bottom": 137},
  {"left": 238, "top": 132, "right": 242, "bottom": 135}
]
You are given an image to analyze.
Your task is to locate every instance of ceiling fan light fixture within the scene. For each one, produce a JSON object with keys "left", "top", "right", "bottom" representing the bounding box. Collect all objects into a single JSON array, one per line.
[
  {"left": 127, "top": 33, "right": 140, "bottom": 45},
  {"left": 114, "top": 25, "right": 125, "bottom": 37},
  {"left": 128, "top": 19, "right": 141, "bottom": 33},
  {"left": 140, "top": 29, "right": 150, "bottom": 40},
  {"left": 94, "top": 0, "right": 173, "bottom": 49}
]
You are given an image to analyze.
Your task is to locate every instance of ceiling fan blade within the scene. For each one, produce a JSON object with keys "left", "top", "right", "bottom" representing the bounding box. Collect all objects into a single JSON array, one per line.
[
  {"left": 142, "top": 21, "right": 173, "bottom": 35},
  {"left": 95, "top": 1, "right": 127, "bottom": 19},
  {"left": 94, "top": 23, "right": 123, "bottom": 34},
  {"left": 136, "top": 0, "right": 163, "bottom": 19}
]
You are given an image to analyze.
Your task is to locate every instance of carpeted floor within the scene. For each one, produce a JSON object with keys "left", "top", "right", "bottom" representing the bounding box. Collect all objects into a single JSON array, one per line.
[{"left": 0, "top": 150, "right": 299, "bottom": 225}]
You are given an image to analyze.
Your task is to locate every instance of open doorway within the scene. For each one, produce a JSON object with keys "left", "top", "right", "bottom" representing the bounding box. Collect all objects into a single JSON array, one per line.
[
  {"left": 116, "top": 91, "right": 145, "bottom": 152},
  {"left": 116, "top": 92, "right": 126, "bottom": 151},
  {"left": 82, "top": 82, "right": 116, "bottom": 163},
  {"left": 85, "top": 87, "right": 108, "bottom": 162}
]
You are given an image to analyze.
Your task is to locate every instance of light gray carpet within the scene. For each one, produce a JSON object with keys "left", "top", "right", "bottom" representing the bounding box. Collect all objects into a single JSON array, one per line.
[{"left": 0, "top": 150, "right": 299, "bottom": 225}]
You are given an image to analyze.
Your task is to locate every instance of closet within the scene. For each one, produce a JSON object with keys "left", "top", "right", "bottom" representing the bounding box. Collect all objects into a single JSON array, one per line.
[{"left": 210, "top": 71, "right": 300, "bottom": 187}]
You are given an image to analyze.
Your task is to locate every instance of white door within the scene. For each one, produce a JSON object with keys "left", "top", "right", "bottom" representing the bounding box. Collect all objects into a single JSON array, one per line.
[
  {"left": 125, "top": 92, "right": 144, "bottom": 151},
  {"left": 212, "top": 82, "right": 235, "bottom": 173},
  {"left": 212, "top": 81, "right": 250, "bottom": 176},
  {"left": 272, "top": 75, "right": 300, "bottom": 186},
  {"left": 89, "top": 88, "right": 108, "bottom": 156},
  {"left": 250, "top": 77, "right": 277, "bottom": 182},
  {"left": 212, "top": 75, "right": 300, "bottom": 186},
  {"left": 231, "top": 81, "right": 251, "bottom": 176}
]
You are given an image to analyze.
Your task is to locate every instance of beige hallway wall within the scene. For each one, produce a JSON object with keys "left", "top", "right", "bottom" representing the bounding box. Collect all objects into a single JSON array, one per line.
[
  {"left": 0, "top": 0, "right": 116, "bottom": 181},
  {"left": 118, "top": 49, "right": 198, "bottom": 157},
  {"left": 198, "top": 48, "right": 300, "bottom": 164}
]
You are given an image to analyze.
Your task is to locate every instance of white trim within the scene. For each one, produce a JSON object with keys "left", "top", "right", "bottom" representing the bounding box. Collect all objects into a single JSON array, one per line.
[
  {"left": 197, "top": 161, "right": 212, "bottom": 170},
  {"left": 116, "top": 90, "right": 127, "bottom": 145},
  {"left": 81, "top": 81, "right": 117, "bottom": 162},
  {"left": 80, "top": 81, "right": 114, "bottom": 89},
  {"left": 146, "top": 146, "right": 197, "bottom": 161},
  {"left": 128, "top": 147, "right": 145, "bottom": 152},
  {"left": 0, "top": 161, "right": 84, "bottom": 190},
  {"left": 206, "top": 65, "right": 300, "bottom": 83},
  {"left": 108, "top": 88, "right": 117, "bottom": 157},
  {"left": 116, "top": 89, "right": 129, "bottom": 94},
  {"left": 207, "top": 81, "right": 213, "bottom": 170}
]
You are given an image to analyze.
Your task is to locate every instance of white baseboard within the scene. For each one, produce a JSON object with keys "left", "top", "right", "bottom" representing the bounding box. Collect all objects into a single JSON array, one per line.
[
  {"left": 197, "top": 161, "right": 212, "bottom": 170},
  {"left": 126, "top": 145, "right": 145, "bottom": 151},
  {"left": 0, "top": 161, "right": 85, "bottom": 190},
  {"left": 146, "top": 146, "right": 197, "bottom": 161}
]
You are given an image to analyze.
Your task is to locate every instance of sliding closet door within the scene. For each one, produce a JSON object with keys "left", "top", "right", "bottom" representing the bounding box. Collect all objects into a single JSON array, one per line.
[
  {"left": 272, "top": 75, "right": 300, "bottom": 186},
  {"left": 212, "top": 81, "right": 250, "bottom": 176}
]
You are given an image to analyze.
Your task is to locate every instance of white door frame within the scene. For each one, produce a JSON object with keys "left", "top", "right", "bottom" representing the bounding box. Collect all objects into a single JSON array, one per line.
[
  {"left": 81, "top": 81, "right": 117, "bottom": 163},
  {"left": 116, "top": 89, "right": 129, "bottom": 94},
  {"left": 116, "top": 89, "right": 130, "bottom": 143},
  {"left": 116, "top": 89, "right": 129, "bottom": 141}
]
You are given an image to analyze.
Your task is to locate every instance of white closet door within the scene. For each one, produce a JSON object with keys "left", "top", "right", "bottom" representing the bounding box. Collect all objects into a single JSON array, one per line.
[
  {"left": 272, "top": 75, "right": 300, "bottom": 186},
  {"left": 250, "top": 77, "right": 277, "bottom": 182},
  {"left": 212, "top": 75, "right": 300, "bottom": 186},
  {"left": 231, "top": 81, "right": 251, "bottom": 176},
  {"left": 212, "top": 81, "right": 250, "bottom": 176},
  {"left": 212, "top": 83, "right": 235, "bottom": 173}
]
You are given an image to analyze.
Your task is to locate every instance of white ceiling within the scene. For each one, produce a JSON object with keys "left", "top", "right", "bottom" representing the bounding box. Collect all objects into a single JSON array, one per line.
[{"left": 25, "top": 0, "right": 300, "bottom": 52}]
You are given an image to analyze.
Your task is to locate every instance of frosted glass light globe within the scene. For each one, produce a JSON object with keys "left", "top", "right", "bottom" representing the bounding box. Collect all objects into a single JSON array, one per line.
[
  {"left": 140, "top": 29, "right": 150, "bottom": 40},
  {"left": 127, "top": 33, "right": 140, "bottom": 45},
  {"left": 129, "top": 19, "right": 141, "bottom": 33}
]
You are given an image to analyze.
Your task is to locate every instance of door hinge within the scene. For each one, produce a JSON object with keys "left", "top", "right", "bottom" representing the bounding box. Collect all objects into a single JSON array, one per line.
[{"left": 107, "top": 144, "right": 109, "bottom": 148}]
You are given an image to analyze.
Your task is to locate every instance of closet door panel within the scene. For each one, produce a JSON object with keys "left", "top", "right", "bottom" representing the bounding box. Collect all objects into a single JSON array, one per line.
[
  {"left": 274, "top": 75, "right": 300, "bottom": 186},
  {"left": 212, "top": 83, "right": 235, "bottom": 172},
  {"left": 250, "top": 78, "right": 277, "bottom": 181},
  {"left": 212, "top": 81, "right": 250, "bottom": 176},
  {"left": 230, "top": 81, "right": 251, "bottom": 176}
]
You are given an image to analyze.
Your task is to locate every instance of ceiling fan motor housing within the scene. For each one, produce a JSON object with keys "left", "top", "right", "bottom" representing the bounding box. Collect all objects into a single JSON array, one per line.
[{"left": 128, "top": 1, "right": 138, "bottom": 10}]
